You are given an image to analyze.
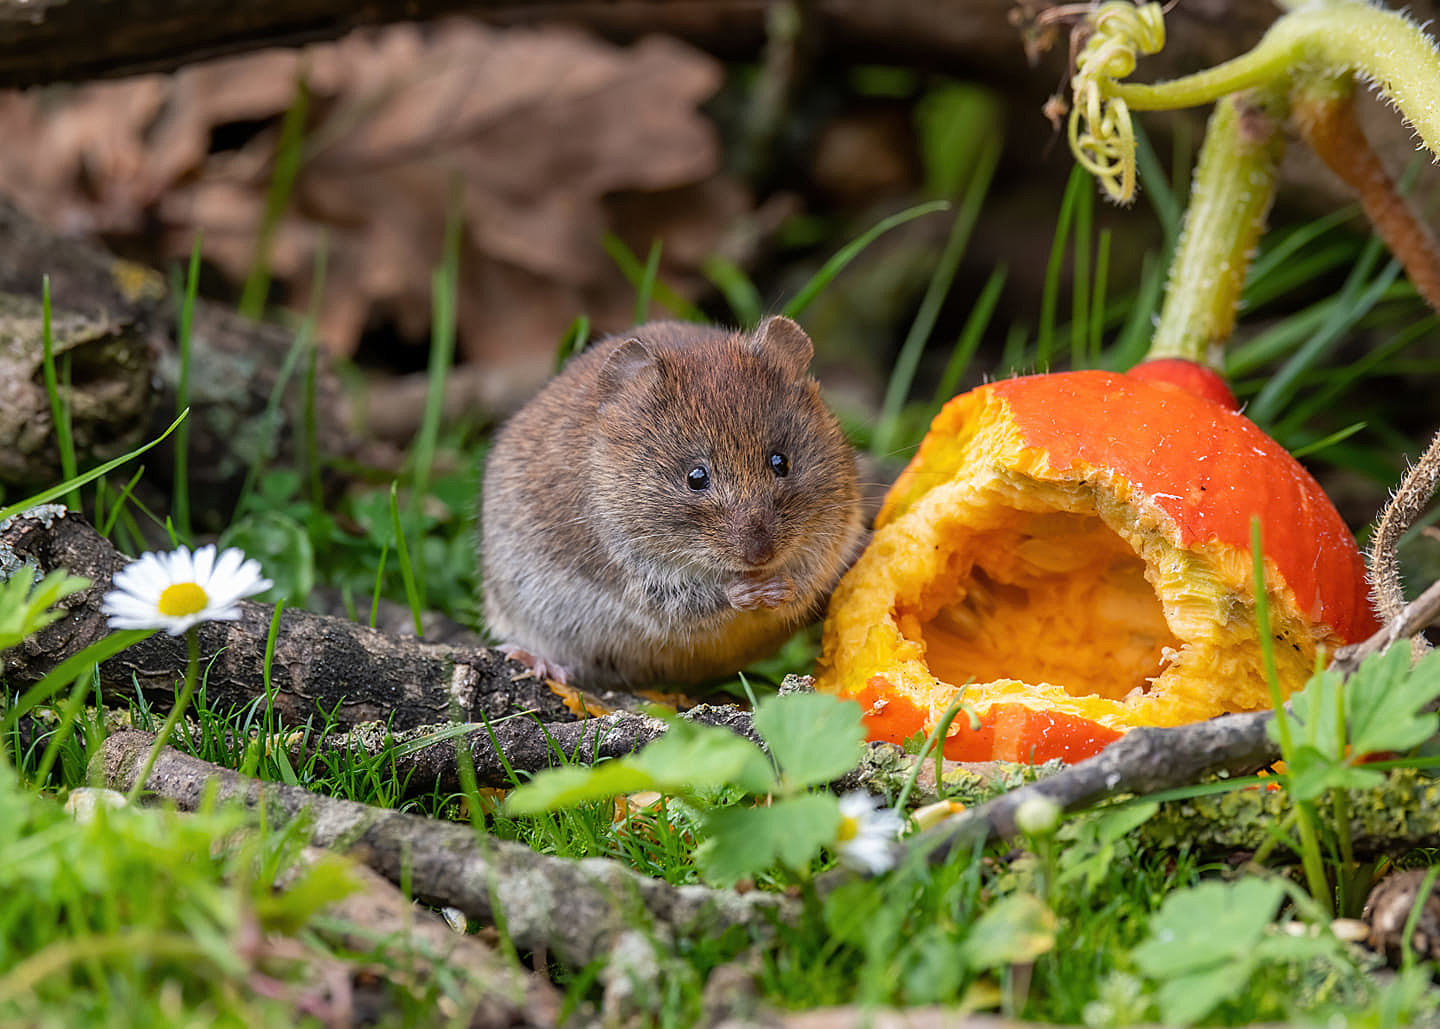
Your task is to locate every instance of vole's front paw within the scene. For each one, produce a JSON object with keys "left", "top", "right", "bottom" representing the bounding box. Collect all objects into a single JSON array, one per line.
[
  {"left": 498, "top": 644, "right": 572, "bottom": 685},
  {"left": 727, "top": 574, "right": 795, "bottom": 611}
]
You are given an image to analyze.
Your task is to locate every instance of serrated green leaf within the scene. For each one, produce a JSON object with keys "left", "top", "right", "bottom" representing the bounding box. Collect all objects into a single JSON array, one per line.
[
  {"left": 1348, "top": 647, "right": 1440, "bottom": 757},
  {"left": 1286, "top": 743, "right": 1384, "bottom": 803},
  {"left": 1131, "top": 878, "right": 1283, "bottom": 977},
  {"left": 694, "top": 794, "right": 840, "bottom": 886},
  {"left": 633, "top": 718, "right": 777, "bottom": 795},
  {"left": 503, "top": 716, "right": 775, "bottom": 815},
  {"left": 959, "top": 893, "right": 1057, "bottom": 970},
  {"left": 1153, "top": 961, "right": 1254, "bottom": 1025},
  {"left": 503, "top": 762, "right": 658, "bottom": 815},
  {"left": 753, "top": 692, "right": 866, "bottom": 789},
  {"left": 1281, "top": 668, "right": 1345, "bottom": 760}
]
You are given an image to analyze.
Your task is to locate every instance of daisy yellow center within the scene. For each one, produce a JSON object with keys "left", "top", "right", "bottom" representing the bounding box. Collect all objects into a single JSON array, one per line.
[
  {"left": 157, "top": 582, "right": 208, "bottom": 617},
  {"left": 836, "top": 814, "right": 860, "bottom": 843}
]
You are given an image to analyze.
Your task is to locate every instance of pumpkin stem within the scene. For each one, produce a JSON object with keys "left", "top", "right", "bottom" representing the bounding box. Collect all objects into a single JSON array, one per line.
[{"left": 1144, "top": 89, "right": 1285, "bottom": 367}]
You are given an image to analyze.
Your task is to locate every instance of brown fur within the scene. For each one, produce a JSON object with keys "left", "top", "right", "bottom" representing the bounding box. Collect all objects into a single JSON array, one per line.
[{"left": 479, "top": 316, "right": 863, "bottom": 687}]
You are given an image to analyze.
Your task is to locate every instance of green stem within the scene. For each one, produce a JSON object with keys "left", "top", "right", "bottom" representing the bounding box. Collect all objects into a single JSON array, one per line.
[
  {"left": 127, "top": 628, "right": 201, "bottom": 802},
  {"left": 1145, "top": 89, "right": 1286, "bottom": 364},
  {"left": 1254, "top": 518, "right": 1333, "bottom": 914},
  {"left": 1116, "top": 1, "right": 1440, "bottom": 160}
]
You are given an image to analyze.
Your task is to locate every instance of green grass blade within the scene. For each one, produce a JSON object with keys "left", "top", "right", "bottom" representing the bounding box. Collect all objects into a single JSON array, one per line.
[
  {"left": 98, "top": 467, "right": 146, "bottom": 537},
  {"left": 239, "top": 70, "right": 309, "bottom": 319},
  {"left": 1243, "top": 207, "right": 1357, "bottom": 304},
  {"left": 554, "top": 315, "right": 591, "bottom": 370},
  {"left": 1106, "top": 251, "right": 1166, "bottom": 370},
  {"left": 601, "top": 235, "right": 705, "bottom": 322},
  {"left": 782, "top": 201, "right": 948, "bottom": 319},
  {"left": 1274, "top": 314, "right": 1438, "bottom": 437},
  {"left": 0, "top": 411, "right": 188, "bottom": 525},
  {"left": 1070, "top": 170, "right": 1094, "bottom": 370},
  {"left": 172, "top": 236, "right": 202, "bottom": 541},
  {"left": 233, "top": 240, "right": 324, "bottom": 519},
  {"left": 389, "top": 482, "right": 424, "bottom": 636},
  {"left": 1036, "top": 166, "right": 1086, "bottom": 369},
  {"left": 932, "top": 265, "right": 1007, "bottom": 405},
  {"left": 1225, "top": 299, "right": 1335, "bottom": 378},
  {"left": 1133, "top": 121, "right": 1181, "bottom": 247},
  {"left": 634, "top": 239, "right": 662, "bottom": 325},
  {"left": 1, "top": 630, "right": 154, "bottom": 737},
  {"left": 1249, "top": 243, "right": 1399, "bottom": 424},
  {"left": 39, "top": 276, "right": 80, "bottom": 511},
  {"left": 702, "top": 254, "right": 765, "bottom": 327},
  {"left": 1089, "top": 229, "right": 1112, "bottom": 365},
  {"left": 873, "top": 142, "right": 999, "bottom": 457},
  {"left": 1288, "top": 422, "right": 1368, "bottom": 459},
  {"left": 29, "top": 668, "right": 96, "bottom": 788},
  {"left": 369, "top": 540, "right": 389, "bottom": 629},
  {"left": 413, "top": 183, "right": 462, "bottom": 509}
]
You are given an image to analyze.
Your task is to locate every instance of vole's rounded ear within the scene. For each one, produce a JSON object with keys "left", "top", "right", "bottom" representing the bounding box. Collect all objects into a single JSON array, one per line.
[
  {"left": 751, "top": 316, "right": 814, "bottom": 378},
  {"left": 596, "top": 337, "right": 659, "bottom": 408}
]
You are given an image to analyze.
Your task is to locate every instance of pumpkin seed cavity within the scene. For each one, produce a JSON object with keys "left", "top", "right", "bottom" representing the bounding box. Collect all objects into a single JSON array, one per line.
[{"left": 912, "top": 508, "right": 1180, "bottom": 702}]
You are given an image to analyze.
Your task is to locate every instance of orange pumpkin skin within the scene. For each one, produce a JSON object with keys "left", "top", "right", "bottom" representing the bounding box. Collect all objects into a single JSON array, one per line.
[{"left": 817, "top": 365, "right": 1377, "bottom": 763}]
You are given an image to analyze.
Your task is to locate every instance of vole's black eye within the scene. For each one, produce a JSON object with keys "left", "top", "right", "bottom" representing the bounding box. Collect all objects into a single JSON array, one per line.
[
  {"left": 687, "top": 465, "right": 711, "bottom": 491},
  {"left": 768, "top": 452, "right": 790, "bottom": 478}
]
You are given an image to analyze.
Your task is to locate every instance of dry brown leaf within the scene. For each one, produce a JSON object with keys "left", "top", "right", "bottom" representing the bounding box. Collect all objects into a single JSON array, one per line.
[{"left": 0, "top": 20, "right": 743, "bottom": 395}]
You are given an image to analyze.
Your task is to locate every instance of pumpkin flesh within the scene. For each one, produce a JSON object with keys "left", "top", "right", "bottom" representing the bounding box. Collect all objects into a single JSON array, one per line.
[{"left": 817, "top": 369, "right": 1377, "bottom": 763}]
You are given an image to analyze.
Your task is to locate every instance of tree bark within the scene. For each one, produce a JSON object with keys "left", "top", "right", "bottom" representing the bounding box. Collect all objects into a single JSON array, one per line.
[
  {"left": 0, "top": 196, "right": 379, "bottom": 528},
  {"left": 0, "top": 505, "right": 588, "bottom": 729}
]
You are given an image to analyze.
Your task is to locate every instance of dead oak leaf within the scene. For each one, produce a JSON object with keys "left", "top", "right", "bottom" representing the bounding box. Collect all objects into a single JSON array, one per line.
[{"left": 0, "top": 21, "right": 736, "bottom": 393}]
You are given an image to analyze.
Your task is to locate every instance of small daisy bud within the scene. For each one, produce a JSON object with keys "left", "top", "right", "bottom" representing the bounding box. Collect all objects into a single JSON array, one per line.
[{"left": 1013, "top": 794, "right": 1062, "bottom": 836}]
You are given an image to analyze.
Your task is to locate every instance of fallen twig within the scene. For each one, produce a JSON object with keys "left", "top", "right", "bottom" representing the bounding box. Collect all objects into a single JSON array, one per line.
[
  {"left": 306, "top": 702, "right": 764, "bottom": 795},
  {"left": 98, "top": 729, "right": 793, "bottom": 971},
  {"left": 1331, "top": 576, "right": 1440, "bottom": 677},
  {"left": 900, "top": 708, "right": 1279, "bottom": 869},
  {"left": 287, "top": 849, "right": 562, "bottom": 1027}
]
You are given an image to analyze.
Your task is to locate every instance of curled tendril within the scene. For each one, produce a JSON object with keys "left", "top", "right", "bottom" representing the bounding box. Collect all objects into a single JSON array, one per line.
[{"left": 1068, "top": 1, "right": 1166, "bottom": 202}]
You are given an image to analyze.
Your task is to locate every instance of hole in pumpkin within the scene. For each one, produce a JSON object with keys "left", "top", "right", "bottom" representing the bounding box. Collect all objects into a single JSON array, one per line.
[{"left": 913, "top": 509, "right": 1180, "bottom": 701}]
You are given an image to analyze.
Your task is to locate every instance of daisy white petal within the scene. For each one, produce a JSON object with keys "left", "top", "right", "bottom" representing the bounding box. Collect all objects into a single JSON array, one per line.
[
  {"left": 211, "top": 546, "right": 245, "bottom": 585},
  {"left": 163, "top": 546, "right": 197, "bottom": 584},
  {"left": 191, "top": 544, "right": 217, "bottom": 586},
  {"left": 102, "top": 544, "right": 272, "bottom": 634},
  {"left": 834, "top": 791, "right": 904, "bottom": 875},
  {"left": 110, "top": 554, "right": 167, "bottom": 599}
]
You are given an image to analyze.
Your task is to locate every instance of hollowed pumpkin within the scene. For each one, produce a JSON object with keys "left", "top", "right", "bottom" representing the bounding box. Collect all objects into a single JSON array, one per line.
[{"left": 816, "top": 363, "right": 1378, "bottom": 764}]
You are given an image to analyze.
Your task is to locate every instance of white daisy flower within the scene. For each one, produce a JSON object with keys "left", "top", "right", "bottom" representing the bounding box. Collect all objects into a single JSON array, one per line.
[
  {"left": 101, "top": 544, "right": 272, "bottom": 635},
  {"left": 834, "top": 791, "right": 904, "bottom": 875}
]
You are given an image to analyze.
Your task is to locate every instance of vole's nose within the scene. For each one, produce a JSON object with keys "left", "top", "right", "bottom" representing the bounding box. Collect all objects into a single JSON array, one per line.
[{"left": 734, "top": 508, "right": 777, "bottom": 567}]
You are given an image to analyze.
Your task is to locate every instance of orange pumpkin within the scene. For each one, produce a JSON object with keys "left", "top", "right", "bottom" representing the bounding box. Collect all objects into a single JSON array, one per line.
[{"left": 815, "top": 360, "right": 1378, "bottom": 764}]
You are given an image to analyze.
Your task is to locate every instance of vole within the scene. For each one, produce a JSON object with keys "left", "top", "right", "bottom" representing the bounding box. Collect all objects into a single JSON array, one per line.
[{"left": 479, "top": 315, "right": 864, "bottom": 688}]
